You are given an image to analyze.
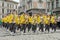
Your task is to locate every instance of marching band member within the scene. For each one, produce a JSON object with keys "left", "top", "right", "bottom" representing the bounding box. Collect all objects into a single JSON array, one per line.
[
  {"left": 8, "top": 13, "right": 14, "bottom": 32},
  {"left": 19, "top": 13, "right": 24, "bottom": 31},
  {"left": 3, "top": 15, "right": 8, "bottom": 28},
  {"left": 32, "top": 14, "right": 37, "bottom": 33},
  {"left": 2, "top": 16, "right": 5, "bottom": 28},
  {"left": 17, "top": 15, "right": 21, "bottom": 31},
  {"left": 13, "top": 13, "right": 18, "bottom": 33},
  {"left": 19, "top": 13, "right": 26, "bottom": 33},
  {"left": 38, "top": 14, "right": 44, "bottom": 32},
  {"left": 9, "top": 10, "right": 18, "bottom": 33},
  {"left": 45, "top": 14, "right": 50, "bottom": 32},
  {"left": 28, "top": 15, "right": 33, "bottom": 32},
  {"left": 6, "top": 15, "right": 9, "bottom": 29},
  {"left": 22, "top": 13, "right": 27, "bottom": 33},
  {"left": 51, "top": 14, "right": 57, "bottom": 32},
  {"left": 1, "top": 12, "right": 58, "bottom": 34}
]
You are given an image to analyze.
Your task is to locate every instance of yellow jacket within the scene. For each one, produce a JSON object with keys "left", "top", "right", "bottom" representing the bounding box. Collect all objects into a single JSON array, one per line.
[
  {"left": 43, "top": 15, "right": 50, "bottom": 24},
  {"left": 8, "top": 14, "right": 14, "bottom": 23},
  {"left": 19, "top": 14, "right": 25, "bottom": 24},
  {"left": 13, "top": 14, "right": 20, "bottom": 24},
  {"left": 37, "top": 16, "right": 41, "bottom": 24},
  {"left": 43, "top": 15, "right": 47, "bottom": 24},
  {"left": 28, "top": 16, "right": 34, "bottom": 24},
  {"left": 3, "top": 17, "right": 7, "bottom": 23},
  {"left": 51, "top": 16, "right": 56, "bottom": 24},
  {"left": 46, "top": 16, "right": 50, "bottom": 25}
]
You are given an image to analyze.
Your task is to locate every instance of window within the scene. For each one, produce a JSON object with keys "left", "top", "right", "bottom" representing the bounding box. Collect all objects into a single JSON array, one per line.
[
  {"left": 11, "top": 4, "right": 14, "bottom": 8},
  {"left": 0, "top": 8, "right": 2, "bottom": 13},
  {"left": 48, "top": 2, "right": 50, "bottom": 8},
  {"left": 39, "top": 0, "right": 43, "bottom": 3},
  {"left": 0, "top": 1, "right": 2, "bottom": 7},
  {"left": 56, "top": 0, "right": 59, "bottom": 8},
  {"left": 2, "top": 2, "right": 4, "bottom": 7},
  {"left": 39, "top": 3, "right": 42, "bottom": 8},
  {"left": 56, "top": 0, "right": 59, "bottom": 2},
  {"left": 27, "top": 0, "right": 32, "bottom": 3},
  {"left": 10, "top": 4, "right": 11, "bottom": 8},
  {"left": 12, "top": 5, "right": 14, "bottom": 8},
  {"left": 52, "top": 2, "right": 54, "bottom": 9},
  {"left": 10, "top": 10, "right": 11, "bottom": 13},
  {"left": 16, "top": 6, "right": 17, "bottom": 9},
  {"left": 27, "top": 0, "right": 32, "bottom": 9},
  {"left": 23, "top": 5, "right": 25, "bottom": 10},
  {"left": 7, "top": 9, "right": 9, "bottom": 13},
  {"left": 29, "top": 3, "right": 32, "bottom": 9},
  {"left": 7, "top": 3, "right": 9, "bottom": 7},
  {"left": 2, "top": 9, "right": 4, "bottom": 14},
  {"left": 0, "top": 15, "right": 2, "bottom": 19}
]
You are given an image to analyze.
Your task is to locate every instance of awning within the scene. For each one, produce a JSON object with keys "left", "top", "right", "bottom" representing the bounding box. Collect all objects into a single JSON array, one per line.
[
  {"left": 26, "top": 8, "right": 45, "bottom": 13},
  {"left": 53, "top": 7, "right": 60, "bottom": 13}
]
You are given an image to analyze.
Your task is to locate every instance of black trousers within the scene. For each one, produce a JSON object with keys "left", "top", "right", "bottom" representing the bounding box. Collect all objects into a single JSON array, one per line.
[
  {"left": 17, "top": 24, "right": 21, "bottom": 31},
  {"left": 3, "top": 22, "right": 7, "bottom": 28},
  {"left": 26, "top": 24, "right": 29, "bottom": 28},
  {"left": 22, "top": 24, "right": 26, "bottom": 33},
  {"left": 28, "top": 23, "right": 32, "bottom": 32},
  {"left": 8, "top": 23, "right": 12, "bottom": 31},
  {"left": 52, "top": 24, "right": 56, "bottom": 32},
  {"left": 2, "top": 22, "right": 5, "bottom": 27},
  {"left": 38, "top": 24, "right": 40, "bottom": 31},
  {"left": 39, "top": 23, "right": 44, "bottom": 32},
  {"left": 9, "top": 23, "right": 16, "bottom": 33},
  {"left": 6, "top": 23, "right": 9, "bottom": 29},
  {"left": 45, "top": 24, "right": 50, "bottom": 32},
  {"left": 32, "top": 24, "right": 37, "bottom": 33},
  {"left": 50, "top": 23, "right": 52, "bottom": 28}
]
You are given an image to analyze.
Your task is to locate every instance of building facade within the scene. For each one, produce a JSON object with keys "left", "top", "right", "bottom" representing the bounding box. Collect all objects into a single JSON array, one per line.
[
  {"left": 47, "top": 0, "right": 60, "bottom": 13},
  {"left": 0, "top": 0, "right": 18, "bottom": 19},
  {"left": 53, "top": 0, "right": 60, "bottom": 9},
  {"left": 52, "top": 0, "right": 60, "bottom": 14},
  {"left": 18, "top": 0, "right": 49, "bottom": 13}
]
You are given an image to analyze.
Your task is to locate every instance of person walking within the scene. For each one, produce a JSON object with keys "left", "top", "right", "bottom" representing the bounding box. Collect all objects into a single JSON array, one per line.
[
  {"left": 51, "top": 14, "right": 57, "bottom": 32},
  {"left": 45, "top": 14, "right": 50, "bottom": 33}
]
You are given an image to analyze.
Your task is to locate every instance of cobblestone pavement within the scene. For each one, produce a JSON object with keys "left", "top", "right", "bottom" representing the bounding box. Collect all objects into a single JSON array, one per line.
[{"left": 0, "top": 27, "right": 60, "bottom": 40}]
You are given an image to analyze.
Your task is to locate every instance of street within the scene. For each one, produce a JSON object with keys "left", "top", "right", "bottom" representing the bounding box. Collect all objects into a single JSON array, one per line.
[
  {"left": 0, "top": 0, "right": 60, "bottom": 40},
  {"left": 0, "top": 27, "right": 60, "bottom": 40}
]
